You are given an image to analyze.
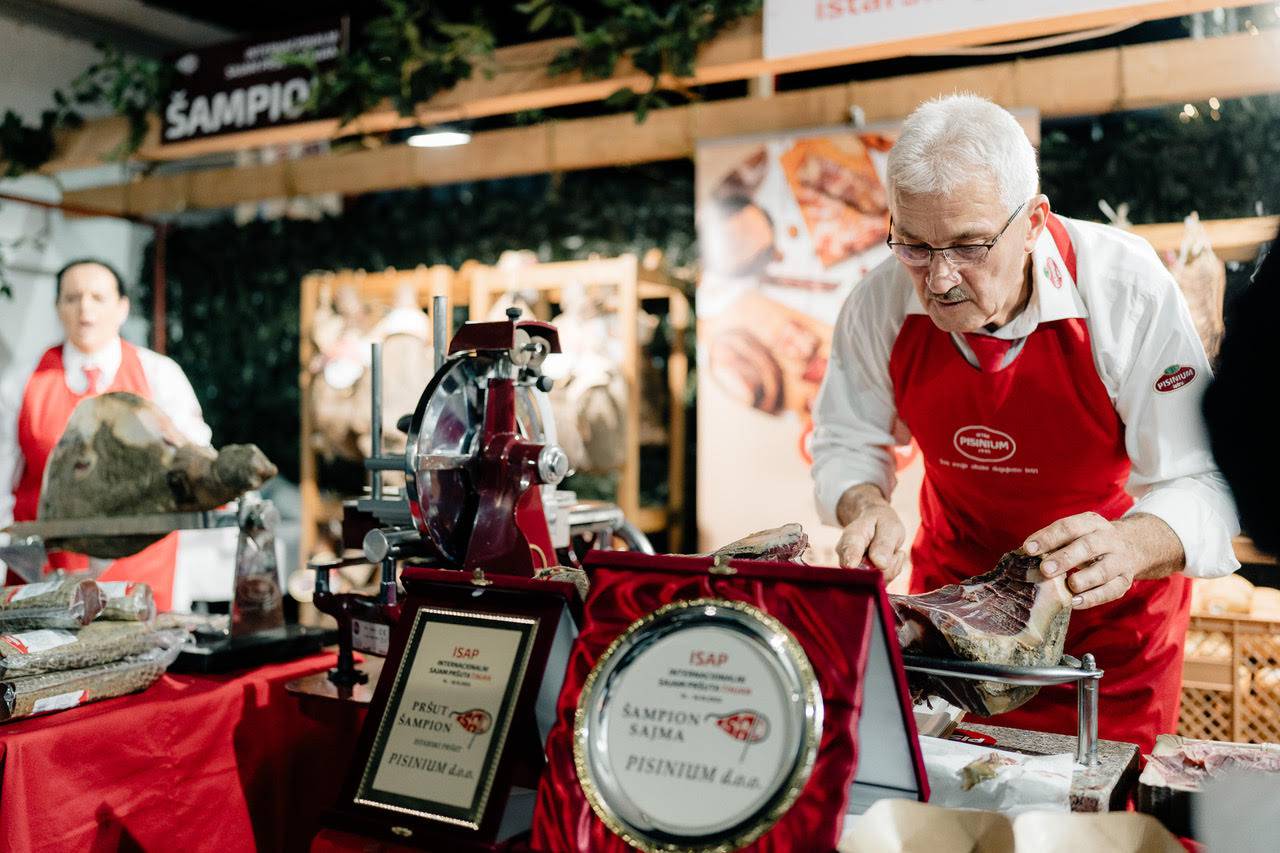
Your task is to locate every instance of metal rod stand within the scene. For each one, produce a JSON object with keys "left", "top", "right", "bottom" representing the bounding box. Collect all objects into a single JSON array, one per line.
[{"left": 902, "top": 652, "right": 1105, "bottom": 767}]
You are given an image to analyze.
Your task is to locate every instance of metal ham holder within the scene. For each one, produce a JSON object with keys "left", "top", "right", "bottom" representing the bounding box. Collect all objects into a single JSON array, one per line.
[
  {"left": 901, "top": 651, "right": 1105, "bottom": 766},
  {"left": 288, "top": 296, "right": 652, "bottom": 703}
]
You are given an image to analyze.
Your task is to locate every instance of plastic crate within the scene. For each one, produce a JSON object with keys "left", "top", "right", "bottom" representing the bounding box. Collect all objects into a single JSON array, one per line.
[{"left": 1181, "top": 613, "right": 1280, "bottom": 743}]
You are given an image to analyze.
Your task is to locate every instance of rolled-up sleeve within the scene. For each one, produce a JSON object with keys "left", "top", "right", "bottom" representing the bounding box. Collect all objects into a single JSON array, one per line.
[
  {"left": 811, "top": 271, "right": 902, "bottom": 526},
  {"left": 1105, "top": 251, "right": 1240, "bottom": 578}
]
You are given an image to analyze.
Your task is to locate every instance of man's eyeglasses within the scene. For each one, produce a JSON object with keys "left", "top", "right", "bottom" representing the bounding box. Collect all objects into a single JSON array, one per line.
[{"left": 886, "top": 199, "right": 1029, "bottom": 267}]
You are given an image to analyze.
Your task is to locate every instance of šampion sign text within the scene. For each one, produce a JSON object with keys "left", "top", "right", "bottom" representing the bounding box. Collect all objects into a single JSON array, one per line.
[{"left": 163, "top": 19, "right": 347, "bottom": 144}]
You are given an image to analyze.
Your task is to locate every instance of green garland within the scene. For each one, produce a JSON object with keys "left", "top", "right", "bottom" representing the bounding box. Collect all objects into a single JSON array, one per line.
[
  {"left": 0, "top": 1, "right": 761, "bottom": 177},
  {"left": 529, "top": 0, "right": 763, "bottom": 121},
  {"left": 0, "top": 44, "right": 164, "bottom": 178},
  {"left": 303, "top": 0, "right": 495, "bottom": 125},
  {"left": 1040, "top": 96, "right": 1280, "bottom": 223}
]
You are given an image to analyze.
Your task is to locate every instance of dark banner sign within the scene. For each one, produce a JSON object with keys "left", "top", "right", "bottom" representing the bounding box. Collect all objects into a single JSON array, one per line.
[{"left": 163, "top": 19, "right": 347, "bottom": 144}]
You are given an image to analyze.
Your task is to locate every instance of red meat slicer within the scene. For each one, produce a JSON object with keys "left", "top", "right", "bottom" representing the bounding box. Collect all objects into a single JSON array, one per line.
[
  {"left": 296, "top": 300, "right": 652, "bottom": 850},
  {"left": 288, "top": 299, "right": 650, "bottom": 700}
]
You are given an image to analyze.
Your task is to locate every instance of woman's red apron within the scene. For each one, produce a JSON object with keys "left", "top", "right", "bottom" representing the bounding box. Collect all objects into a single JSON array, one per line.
[
  {"left": 888, "top": 216, "right": 1189, "bottom": 753},
  {"left": 14, "top": 343, "right": 178, "bottom": 611}
]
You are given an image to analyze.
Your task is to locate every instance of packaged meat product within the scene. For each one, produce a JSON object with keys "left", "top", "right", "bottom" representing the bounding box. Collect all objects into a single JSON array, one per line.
[
  {"left": 96, "top": 580, "right": 157, "bottom": 622},
  {"left": 0, "top": 622, "right": 181, "bottom": 678},
  {"left": 0, "top": 579, "right": 103, "bottom": 630},
  {"left": 0, "top": 641, "right": 184, "bottom": 722}
]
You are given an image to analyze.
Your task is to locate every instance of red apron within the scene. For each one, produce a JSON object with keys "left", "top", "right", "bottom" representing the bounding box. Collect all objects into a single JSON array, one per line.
[
  {"left": 14, "top": 343, "right": 178, "bottom": 611},
  {"left": 888, "top": 216, "right": 1189, "bottom": 753}
]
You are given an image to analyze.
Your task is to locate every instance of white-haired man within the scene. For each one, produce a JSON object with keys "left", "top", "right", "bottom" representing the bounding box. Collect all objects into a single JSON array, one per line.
[{"left": 811, "top": 95, "right": 1239, "bottom": 751}]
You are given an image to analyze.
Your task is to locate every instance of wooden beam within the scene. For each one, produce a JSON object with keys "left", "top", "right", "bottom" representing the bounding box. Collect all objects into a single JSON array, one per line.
[
  {"left": 1131, "top": 216, "right": 1280, "bottom": 263},
  {"left": 64, "top": 29, "right": 1280, "bottom": 216},
  {"left": 1234, "top": 536, "right": 1278, "bottom": 566},
  {"left": 45, "top": 0, "right": 1258, "bottom": 172}
]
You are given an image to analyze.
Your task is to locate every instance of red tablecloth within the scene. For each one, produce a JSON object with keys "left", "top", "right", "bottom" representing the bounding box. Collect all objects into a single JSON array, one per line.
[{"left": 0, "top": 653, "right": 366, "bottom": 853}]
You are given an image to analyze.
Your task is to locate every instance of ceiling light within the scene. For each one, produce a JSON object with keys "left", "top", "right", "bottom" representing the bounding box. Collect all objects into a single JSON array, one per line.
[{"left": 407, "top": 130, "right": 472, "bottom": 148}]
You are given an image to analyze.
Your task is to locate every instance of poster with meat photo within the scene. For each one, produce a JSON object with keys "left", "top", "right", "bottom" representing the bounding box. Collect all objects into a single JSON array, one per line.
[
  {"left": 695, "top": 116, "right": 1037, "bottom": 569},
  {"left": 781, "top": 136, "right": 892, "bottom": 267},
  {"left": 695, "top": 126, "right": 900, "bottom": 566}
]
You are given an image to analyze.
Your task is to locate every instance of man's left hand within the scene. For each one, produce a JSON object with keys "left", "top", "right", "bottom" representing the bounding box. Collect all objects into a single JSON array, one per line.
[{"left": 1022, "top": 512, "right": 1184, "bottom": 610}]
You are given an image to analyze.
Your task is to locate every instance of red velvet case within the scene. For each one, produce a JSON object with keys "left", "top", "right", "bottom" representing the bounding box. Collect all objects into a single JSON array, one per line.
[{"left": 531, "top": 551, "right": 927, "bottom": 852}]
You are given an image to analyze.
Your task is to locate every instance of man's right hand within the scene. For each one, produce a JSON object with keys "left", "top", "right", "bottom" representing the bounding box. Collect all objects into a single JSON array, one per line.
[{"left": 835, "top": 483, "right": 907, "bottom": 579}]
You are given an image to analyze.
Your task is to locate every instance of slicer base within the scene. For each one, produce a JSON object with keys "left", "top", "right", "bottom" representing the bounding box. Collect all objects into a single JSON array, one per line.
[{"left": 170, "top": 624, "right": 335, "bottom": 674}]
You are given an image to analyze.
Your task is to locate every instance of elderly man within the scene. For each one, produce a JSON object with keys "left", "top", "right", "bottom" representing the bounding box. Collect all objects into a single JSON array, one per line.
[
  {"left": 0, "top": 259, "right": 209, "bottom": 610},
  {"left": 811, "top": 95, "right": 1239, "bottom": 751}
]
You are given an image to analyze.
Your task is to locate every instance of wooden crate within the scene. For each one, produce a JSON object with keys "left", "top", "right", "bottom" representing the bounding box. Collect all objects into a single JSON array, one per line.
[{"left": 1181, "top": 613, "right": 1280, "bottom": 744}]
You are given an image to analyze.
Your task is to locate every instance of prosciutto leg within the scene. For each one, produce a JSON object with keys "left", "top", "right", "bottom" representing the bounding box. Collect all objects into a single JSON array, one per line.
[
  {"left": 889, "top": 550, "right": 1073, "bottom": 715},
  {"left": 710, "top": 526, "right": 1072, "bottom": 716}
]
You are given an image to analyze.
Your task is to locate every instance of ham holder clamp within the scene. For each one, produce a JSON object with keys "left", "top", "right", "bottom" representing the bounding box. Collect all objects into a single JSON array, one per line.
[
  {"left": 295, "top": 298, "right": 651, "bottom": 851},
  {"left": 901, "top": 653, "right": 1105, "bottom": 766}
]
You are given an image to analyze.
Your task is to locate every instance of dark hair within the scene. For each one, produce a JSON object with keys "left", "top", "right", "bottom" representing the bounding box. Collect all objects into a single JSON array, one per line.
[
  {"left": 55, "top": 259, "right": 127, "bottom": 301},
  {"left": 1202, "top": 228, "right": 1280, "bottom": 557}
]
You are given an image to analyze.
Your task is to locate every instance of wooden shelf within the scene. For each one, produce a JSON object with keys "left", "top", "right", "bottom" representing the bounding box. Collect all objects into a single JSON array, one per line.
[
  {"left": 298, "top": 254, "right": 689, "bottom": 564},
  {"left": 1234, "top": 535, "right": 1278, "bottom": 566},
  {"left": 635, "top": 506, "right": 670, "bottom": 535},
  {"left": 48, "top": 1, "right": 1258, "bottom": 174},
  {"left": 1131, "top": 216, "right": 1280, "bottom": 264},
  {"left": 298, "top": 265, "right": 459, "bottom": 571},
  {"left": 63, "top": 26, "right": 1280, "bottom": 216}
]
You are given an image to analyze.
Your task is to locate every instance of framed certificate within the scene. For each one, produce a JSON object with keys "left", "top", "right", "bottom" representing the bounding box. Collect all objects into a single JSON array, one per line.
[
  {"left": 330, "top": 568, "right": 581, "bottom": 850},
  {"left": 355, "top": 607, "right": 537, "bottom": 828}
]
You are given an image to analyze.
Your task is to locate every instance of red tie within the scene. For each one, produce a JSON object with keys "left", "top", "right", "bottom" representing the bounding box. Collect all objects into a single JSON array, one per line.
[
  {"left": 962, "top": 333, "right": 1016, "bottom": 373},
  {"left": 83, "top": 365, "right": 102, "bottom": 395}
]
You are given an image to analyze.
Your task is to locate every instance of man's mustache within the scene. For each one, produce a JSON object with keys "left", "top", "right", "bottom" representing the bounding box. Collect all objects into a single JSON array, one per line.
[{"left": 929, "top": 284, "right": 968, "bottom": 304}]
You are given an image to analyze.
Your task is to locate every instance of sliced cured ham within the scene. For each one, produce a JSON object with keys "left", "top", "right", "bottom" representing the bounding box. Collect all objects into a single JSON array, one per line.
[
  {"left": 710, "top": 523, "right": 810, "bottom": 561},
  {"left": 710, "top": 526, "right": 1072, "bottom": 716},
  {"left": 889, "top": 550, "right": 1073, "bottom": 715}
]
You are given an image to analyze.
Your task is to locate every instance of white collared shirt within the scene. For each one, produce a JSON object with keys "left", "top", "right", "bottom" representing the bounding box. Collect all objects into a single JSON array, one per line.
[
  {"left": 0, "top": 338, "right": 212, "bottom": 526},
  {"left": 811, "top": 215, "right": 1241, "bottom": 578},
  {"left": 61, "top": 337, "right": 124, "bottom": 395}
]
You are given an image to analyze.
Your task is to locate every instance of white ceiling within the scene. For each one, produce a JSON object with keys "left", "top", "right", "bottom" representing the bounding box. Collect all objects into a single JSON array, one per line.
[{"left": 0, "top": 0, "right": 234, "bottom": 55}]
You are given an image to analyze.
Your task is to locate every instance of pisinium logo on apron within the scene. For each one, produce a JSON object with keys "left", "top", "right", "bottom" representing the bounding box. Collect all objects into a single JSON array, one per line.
[{"left": 952, "top": 425, "right": 1017, "bottom": 462}]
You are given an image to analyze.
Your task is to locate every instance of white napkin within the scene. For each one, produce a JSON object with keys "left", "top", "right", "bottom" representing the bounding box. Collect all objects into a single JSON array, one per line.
[{"left": 920, "top": 736, "right": 1073, "bottom": 815}]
